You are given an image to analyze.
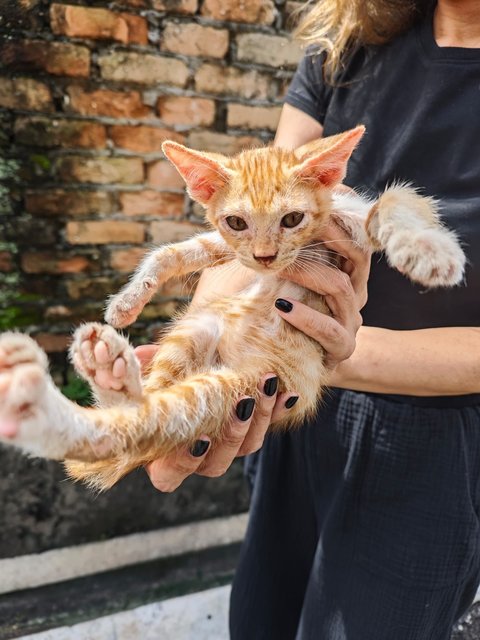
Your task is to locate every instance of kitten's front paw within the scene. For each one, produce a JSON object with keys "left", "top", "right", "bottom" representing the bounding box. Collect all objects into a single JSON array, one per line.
[
  {"left": 104, "top": 286, "right": 152, "bottom": 329},
  {"left": 0, "top": 333, "right": 48, "bottom": 440},
  {"left": 386, "top": 228, "right": 466, "bottom": 288},
  {"left": 71, "top": 323, "right": 142, "bottom": 400}
]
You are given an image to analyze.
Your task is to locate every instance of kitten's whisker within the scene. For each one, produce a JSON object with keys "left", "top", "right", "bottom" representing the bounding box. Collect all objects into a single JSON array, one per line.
[{"left": 296, "top": 253, "right": 343, "bottom": 269}]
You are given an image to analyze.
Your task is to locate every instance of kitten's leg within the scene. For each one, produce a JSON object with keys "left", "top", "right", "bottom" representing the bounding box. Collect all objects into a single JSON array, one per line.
[
  {"left": 365, "top": 184, "right": 465, "bottom": 287},
  {"left": 144, "top": 312, "right": 223, "bottom": 389},
  {"left": 0, "top": 333, "right": 114, "bottom": 460},
  {"left": 70, "top": 323, "right": 143, "bottom": 408},
  {"left": 105, "top": 232, "right": 232, "bottom": 328},
  {"left": 66, "top": 366, "right": 257, "bottom": 491},
  {"left": 0, "top": 320, "right": 235, "bottom": 464}
]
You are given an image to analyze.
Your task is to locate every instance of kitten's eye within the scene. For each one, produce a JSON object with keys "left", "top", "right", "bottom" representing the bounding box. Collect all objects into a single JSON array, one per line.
[
  {"left": 226, "top": 216, "right": 248, "bottom": 231},
  {"left": 281, "top": 212, "right": 304, "bottom": 228}
]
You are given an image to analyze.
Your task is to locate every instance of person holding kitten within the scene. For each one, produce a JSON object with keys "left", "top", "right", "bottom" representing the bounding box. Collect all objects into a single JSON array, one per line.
[{"left": 140, "top": 0, "right": 480, "bottom": 637}]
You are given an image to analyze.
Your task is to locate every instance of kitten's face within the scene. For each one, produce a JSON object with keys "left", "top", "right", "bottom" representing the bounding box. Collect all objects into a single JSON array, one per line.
[
  {"left": 209, "top": 149, "right": 332, "bottom": 273},
  {"left": 163, "top": 127, "right": 365, "bottom": 274}
]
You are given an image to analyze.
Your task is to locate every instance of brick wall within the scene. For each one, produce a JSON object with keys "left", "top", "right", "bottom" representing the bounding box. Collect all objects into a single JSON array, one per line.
[
  {"left": 0, "top": 0, "right": 303, "bottom": 381},
  {"left": 0, "top": 0, "right": 305, "bottom": 559}
]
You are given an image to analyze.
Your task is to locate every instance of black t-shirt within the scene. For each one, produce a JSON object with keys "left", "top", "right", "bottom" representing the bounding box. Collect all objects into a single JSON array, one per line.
[{"left": 285, "top": 14, "right": 480, "bottom": 330}]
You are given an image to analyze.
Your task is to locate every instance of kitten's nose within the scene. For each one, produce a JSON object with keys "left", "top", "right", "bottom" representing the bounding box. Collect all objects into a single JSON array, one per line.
[{"left": 254, "top": 253, "right": 278, "bottom": 267}]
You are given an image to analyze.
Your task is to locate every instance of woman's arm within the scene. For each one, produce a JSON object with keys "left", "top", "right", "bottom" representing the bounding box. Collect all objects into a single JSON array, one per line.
[
  {"left": 274, "top": 107, "right": 480, "bottom": 398},
  {"left": 274, "top": 103, "right": 323, "bottom": 148},
  {"left": 329, "top": 326, "right": 480, "bottom": 396}
]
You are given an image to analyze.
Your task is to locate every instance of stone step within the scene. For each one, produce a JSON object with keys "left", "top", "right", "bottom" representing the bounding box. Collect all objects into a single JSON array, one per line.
[
  {"left": 18, "top": 585, "right": 231, "bottom": 640},
  {"left": 0, "top": 542, "right": 240, "bottom": 639}
]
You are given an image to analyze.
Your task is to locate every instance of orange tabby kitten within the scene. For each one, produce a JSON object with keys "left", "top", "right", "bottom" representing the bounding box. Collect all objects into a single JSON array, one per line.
[{"left": 0, "top": 126, "right": 466, "bottom": 490}]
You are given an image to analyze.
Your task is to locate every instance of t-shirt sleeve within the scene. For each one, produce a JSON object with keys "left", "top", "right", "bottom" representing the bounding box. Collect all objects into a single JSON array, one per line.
[{"left": 284, "top": 50, "right": 330, "bottom": 124}]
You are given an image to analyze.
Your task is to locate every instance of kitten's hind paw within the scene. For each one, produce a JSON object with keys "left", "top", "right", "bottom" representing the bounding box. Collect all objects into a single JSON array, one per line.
[
  {"left": 0, "top": 333, "right": 48, "bottom": 440},
  {"left": 71, "top": 323, "right": 142, "bottom": 405},
  {"left": 385, "top": 227, "right": 466, "bottom": 288}
]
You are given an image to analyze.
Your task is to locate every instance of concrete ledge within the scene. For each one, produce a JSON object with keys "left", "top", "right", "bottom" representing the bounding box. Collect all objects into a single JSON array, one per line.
[
  {"left": 0, "top": 513, "right": 248, "bottom": 595},
  {"left": 18, "top": 585, "right": 231, "bottom": 640}
]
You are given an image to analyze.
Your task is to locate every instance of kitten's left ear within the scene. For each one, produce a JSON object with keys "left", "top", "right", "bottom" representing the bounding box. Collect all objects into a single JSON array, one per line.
[
  {"left": 293, "top": 125, "right": 366, "bottom": 187},
  {"left": 162, "top": 141, "right": 232, "bottom": 206}
]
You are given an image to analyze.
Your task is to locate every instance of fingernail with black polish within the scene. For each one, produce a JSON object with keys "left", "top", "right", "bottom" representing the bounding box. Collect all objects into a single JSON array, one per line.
[
  {"left": 190, "top": 439, "right": 210, "bottom": 457},
  {"left": 263, "top": 376, "right": 278, "bottom": 397},
  {"left": 236, "top": 397, "right": 255, "bottom": 421},
  {"left": 285, "top": 396, "right": 299, "bottom": 409},
  {"left": 275, "top": 298, "right": 293, "bottom": 313}
]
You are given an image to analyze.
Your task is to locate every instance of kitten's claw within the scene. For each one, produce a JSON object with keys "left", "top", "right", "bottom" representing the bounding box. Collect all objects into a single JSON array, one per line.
[
  {"left": 71, "top": 323, "right": 142, "bottom": 402},
  {"left": 0, "top": 333, "right": 48, "bottom": 440},
  {"left": 386, "top": 228, "right": 465, "bottom": 288}
]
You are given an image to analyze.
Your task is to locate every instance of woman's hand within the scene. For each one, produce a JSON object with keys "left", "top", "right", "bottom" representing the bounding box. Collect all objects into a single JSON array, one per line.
[
  {"left": 278, "top": 218, "right": 370, "bottom": 369},
  {"left": 138, "top": 345, "right": 297, "bottom": 492}
]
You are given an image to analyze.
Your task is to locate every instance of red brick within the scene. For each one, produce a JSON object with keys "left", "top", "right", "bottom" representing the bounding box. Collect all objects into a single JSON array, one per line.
[
  {"left": 116, "top": 0, "right": 147, "bottom": 6},
  {"left": 201, "top": 0, "right": 275, "bottom": 24},
  {"left": 66, "top": 87, "right": 151, "bottom": 118},
  {"left": 161, "top": 22, "right": 228, "bottom": 58},
  {"left": 15, "top": 117, "right": 107, "bottom": 149},
  {"left": 227, "top": 104, "right": 282, "bottom": 131},
  {"left": 34, "top": 333, "right": 70, "bottom": 353},
  {"left": 0, "top": 252, "right": 13, "bottom": 272},
  {"left": 150, "top": 220, "right": 202, "bottom": 243},
  {"left": 22, "top": 252, "right": 92, "bottom": 274},
  {"left": 67, "top": 220, "right": 145, "bottom": 245},
  {"left": 65, "top": 277, "right": 121, "bottom": 301},
  {"left": 43, "top": 304, "right": 104, "bottom": 325},
  {"left": 109, "top": 247, "right": 148, "bottom": 272},
  {"left": 0, "top": 40, "right": 90, "bottom": 77},
  {"left": 109, "top": 126, "right": 184, "bottom": 154},
  {"left": 236, "top": 33, "right": 301, "bottom": 68},
  {"left": 0, "top": 77, "right": 53, "bottom": 111},
  {"left": 50, "top": 4, "right": 148, "bottom": 45},
  {"left": 152, "top": 0, "right": 197, "bottom": 13},
  {"left": 195, "top": 64, "right": 273, "bottom": 100},
  {"left": 44, "top": 305, "right": 73, "bottom": 320},
  {"left": 98, "top": 52, "right": 189, "bottom": 86},
  {"left": 25, "top": 189, "right": 116, "bottom": 216},
  {"left": 120, "top": 190, "right": 184, "bottom": 216},
  {"left": 157, "top": 96, "right": 215, "bottom": 127},
  {"left": 147, "top": 160, "right": 185, "bottom": 189},
  {"left": 56, "top": 157, "right": 144, "bottom": 185},
  {"left": 187, "top": 130, "right": 263, "bottom": 154}
]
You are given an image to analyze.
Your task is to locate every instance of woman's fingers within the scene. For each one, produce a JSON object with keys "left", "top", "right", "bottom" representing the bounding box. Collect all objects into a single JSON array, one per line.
[
  {"left": 197, "top": 396, "right": 256, "bottom": 477},
  {"left": 318, "top": 218, "right": 370, "bottom": 269},
  {"left": 237, "top": 375, "right": 278, "bottom": 456},
  {"left": 145, "top": 436, "right": 211, "bottom": 493},
  {"left": 147, "top": 374, "right": 293, "bottom": 491},
  {"left": 270, "top": 392, "right": 300, "bottom": 423},
  {"left": 134, "top": 344, "right": 159, "bottom": 373},
  {"left": 283, "top": 264, "right": 363, "bottom": 330},
  {"left": 275, "top": 298, "right": 357, "bottom": 364}
]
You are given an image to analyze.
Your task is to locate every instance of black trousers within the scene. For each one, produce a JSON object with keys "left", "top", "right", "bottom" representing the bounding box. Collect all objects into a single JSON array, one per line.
[{"left": 230, "top": 389, "right": 480, "bottom": 640}]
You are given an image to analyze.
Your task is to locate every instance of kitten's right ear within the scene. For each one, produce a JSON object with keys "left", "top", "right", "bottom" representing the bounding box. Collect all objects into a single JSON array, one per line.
[
  {"left": 293, "top": 125, "right": 366, "bottom": 188},
  {"left": 162, "top": 141, "right": 232, "bottom": 206}
]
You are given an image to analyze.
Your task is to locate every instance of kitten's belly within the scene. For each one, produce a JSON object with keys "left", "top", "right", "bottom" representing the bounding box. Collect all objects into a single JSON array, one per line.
[{"left": 205, "top": 279, "right": 329, "bottom": 400}]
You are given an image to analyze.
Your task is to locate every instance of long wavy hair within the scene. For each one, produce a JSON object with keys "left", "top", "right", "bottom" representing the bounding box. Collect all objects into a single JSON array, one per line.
[{"left": 294, "top": 0, "right": 433, "bottom": 80}]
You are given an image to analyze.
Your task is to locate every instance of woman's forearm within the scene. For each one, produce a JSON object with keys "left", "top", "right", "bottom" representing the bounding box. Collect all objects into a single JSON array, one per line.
[{"left": 330, "top": 326, "right": 480, "bottom": 396}]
